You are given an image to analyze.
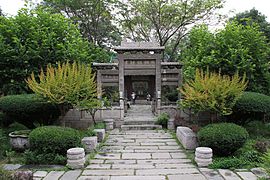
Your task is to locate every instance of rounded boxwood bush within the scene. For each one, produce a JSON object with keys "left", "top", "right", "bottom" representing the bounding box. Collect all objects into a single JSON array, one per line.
[
  {"left": 0, "top": 94, "right": 60, "bottom": 128},
  {"left": 228, "top": 92, "right": 270, "bottom": 124},
  {"left": 29, "top": 126, "right": 81, "bottom": 156},
  {"left": 197, "top": 123, "right": 249, "bottom": 156}
]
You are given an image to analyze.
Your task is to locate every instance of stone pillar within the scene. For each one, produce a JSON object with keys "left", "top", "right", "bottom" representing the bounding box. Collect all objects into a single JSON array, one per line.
[
  {"left": 97, "top": 71, "right": 102, "bottom": 99},
  {"left": 167, "top": 118, "right": 175, "bottom": 130},
  {"left": 67, "top": 148, "right": 85, "bottom": 169},
  {"left": 104, "top": 119, "right": 114, "bottom": 131},
  {"left": 195, "top": 147, "right": 213, "bottom": 167},
  {"left": 81, "top": 137, "right": 98, "bottom": 153},
  {"left": 155, "top": 53, "right": 162, "bottom": 115},
  {"left": 94, "top": 129, "right": 105, "bottom": 143},
  {"left": 118, "top": 53, "right": 125, "bottom": 120}
]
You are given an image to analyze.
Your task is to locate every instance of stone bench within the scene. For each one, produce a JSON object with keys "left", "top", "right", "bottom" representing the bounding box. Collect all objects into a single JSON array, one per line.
[{"left": 176, "top": 126, "right": 198, "bottom": 150}]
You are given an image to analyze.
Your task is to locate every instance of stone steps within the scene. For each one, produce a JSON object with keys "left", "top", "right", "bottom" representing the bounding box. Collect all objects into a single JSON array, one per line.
[
  {"left": 123, "top": 120, "right": 156, "bottom": 125},
  {"left": 121, "top": 125, "right": 162, "bottom": 130}
]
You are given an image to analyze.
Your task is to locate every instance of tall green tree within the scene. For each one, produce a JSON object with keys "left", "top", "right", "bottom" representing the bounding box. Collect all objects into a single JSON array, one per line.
[
  {"left": 181, "top": 22, "right": 270, "bottom": 95},
  {"left": 118, "top": 0, "right": 223, "bottom": 61},
  {"left": 42, "top": 0, "right": 121, "bottom": 47},
  {"left": 0, "top": 7, "right": 91, "bottom": 95},
  {"left": 230, "top": 8, "right": 270, "bottom": 41}
]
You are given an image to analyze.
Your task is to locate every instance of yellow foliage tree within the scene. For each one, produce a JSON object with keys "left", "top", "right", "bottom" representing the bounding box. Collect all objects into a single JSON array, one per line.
[
  {"left": 179, "top": 69, "right": 248, "bottom": 122},
  {"left": 26, "top": 62, "right": 97, "bottom": 126}
]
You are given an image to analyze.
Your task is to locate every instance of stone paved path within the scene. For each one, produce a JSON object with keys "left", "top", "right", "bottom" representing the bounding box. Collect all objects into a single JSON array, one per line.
[
  {"left": 79, "top": 129, "right": 206, "bottom": 180},
  {"left": 33, "top": 129, "right": 265, "bottom": 180}
]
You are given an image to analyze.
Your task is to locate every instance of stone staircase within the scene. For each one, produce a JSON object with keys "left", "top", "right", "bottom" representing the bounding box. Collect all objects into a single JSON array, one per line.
[{"left": 121, "top": 105, "right": 162, "bottom": 130}]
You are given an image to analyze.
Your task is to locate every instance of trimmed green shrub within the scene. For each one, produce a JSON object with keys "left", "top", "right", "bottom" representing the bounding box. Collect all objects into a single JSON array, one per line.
[
  {"left": 29, "top": 126, "right": 81, "bottom": 156},
  {"left": 0, "top": 94, "right": 60, "bottom": 128},
  {"left": 156, "top": 113, "right": 170, "bottom": 128},
  {"left": 245, "top": 121, "right": 270, "bottom": 138},
  {"left": 27, "top": 126, "right": 81, "bottom": 165},
  {"left": 6, "top": 122, "right": 28, "bottom": 134},
  {"left": 198, "top": 123, "right": 249, "bottom": 156},
  {"left": 229, "top": 92, "right": 270, "bottom": 124},
  {"left": 94, "top": 122, "right": 106, "bottom": 129}
]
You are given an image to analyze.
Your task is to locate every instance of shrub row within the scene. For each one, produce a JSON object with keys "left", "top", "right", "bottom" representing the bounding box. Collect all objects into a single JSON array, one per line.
[
  {"left": 0, "top": 94, "right": 60, "bottom": 128},
  {"left": 26, "top": 126, "right": 82, "bottom": 165},
  {"left": 198, "top": 123, "right": 249, "bottom": 156},
  {"left": 229, "top": 92, "right": 270, "bottom": 124}
]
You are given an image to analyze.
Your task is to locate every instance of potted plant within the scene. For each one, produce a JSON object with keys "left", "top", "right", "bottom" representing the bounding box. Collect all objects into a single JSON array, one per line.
[{"left": 9, "top": 130, "right": 31, "bottom": 151}]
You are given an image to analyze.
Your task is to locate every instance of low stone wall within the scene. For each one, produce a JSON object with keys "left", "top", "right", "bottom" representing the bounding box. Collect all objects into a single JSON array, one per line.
[{"left": 63, "top": 106, "right": 123, "bottom": 129}]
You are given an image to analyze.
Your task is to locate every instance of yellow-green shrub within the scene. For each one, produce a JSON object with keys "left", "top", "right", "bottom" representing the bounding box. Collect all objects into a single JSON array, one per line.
[{"left": 179, "top": 69, "right": 247, "bottom": 121}]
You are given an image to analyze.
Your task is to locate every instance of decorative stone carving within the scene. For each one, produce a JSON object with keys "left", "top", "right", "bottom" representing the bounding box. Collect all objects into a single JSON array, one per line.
[
  {"left": 195, "top": 147, "right": 213, "bottom": 167},
  {"left": 176, "top": 126, "right": 198, "bottom": 150},
  {"left": 67, "top": 148, "right": 85, "bottom": 169},
  {"left": 93, "top": 129, "right": 106, "bottom": 143},
  {"left": 167, "top": 119, "right": 175, "bottom": 130},
  {"left": 81, "top": 137, "right": 98, "bottom": 153}
]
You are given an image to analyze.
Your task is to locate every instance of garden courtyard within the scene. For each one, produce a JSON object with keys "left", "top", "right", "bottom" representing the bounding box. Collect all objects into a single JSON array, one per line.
[{"left": 1, "top": 0, "right": 270, "bottom": 180}]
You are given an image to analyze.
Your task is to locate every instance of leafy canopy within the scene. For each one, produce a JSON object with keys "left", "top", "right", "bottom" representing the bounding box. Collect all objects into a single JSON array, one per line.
[
  {"left": 118, "top": 0, "right": 223, "bottom": 61},
  {"left": 179, "top": 69, "right": 247, "bottom": 117},
  {"left": 0, "top": 7, "right": 91, "bottom": 95},
  {"left": 181, "top": 22, "right": 270, "bottom": 95}
]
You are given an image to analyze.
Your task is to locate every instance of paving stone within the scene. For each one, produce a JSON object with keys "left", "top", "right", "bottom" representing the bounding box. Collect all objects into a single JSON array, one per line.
[
  {"left": 152, "top": 153, "right": 171, "bottom": 159},
  {"left": 168, "top": 174, "right": 207, "bottom": 180},
  {"left": 141, "top": 142, "right": 166, "bottom": 146},
  {"left": 78, "top": 176, "right": 110, "bottom": 180},
  {"left": 82, "top": 169, "right": 134, "bottom": 176},
  {"left": 126, "top": 146, "right": 158, "bottom": 150},
  {"left": 43, "top": 171, "right": 65, "bottom": 180},
  {"left": 155, "top": 163, "right": 195, "bottom": 169},
  {"left": 218, "top": 169, "right": 241, "bottom": 180},
  {"left": 60, "top": 170, "right": 81, "bottom": 180},
  {"left": 105, "top": 160, "right": 137, "bottom": 164},
  {"left": 166, "top": 142, "right": 178, "bottom": 146},
  {"left": 170, "top": 152, "right": 187, "bottom": 159},
  {"left": 95, "top": 153, "right": 121, "bottom": 159},
  {"left": 134, "top": 149, "right": 182, "bottom": 153},
  {"left": 159, "top": 146, "right": 180, "bottom": 150},
  {"left": 236, "top": 171, "right": 258, "bottom": 180},
  {"left": 112, "top": 164, "right": 155, "bottom": 169},
  {"left": 86, "top": 164, "right": 111, "bottom": 169},
  {"left": 89, "top": 159, "right": 105, "bottom": 164},
  {"left": 110, "top": 176, "right": 166, "bottom": 180},
  {"left": 122, "top": 153, "right": 151, "bottom": 159},
  {"left": 3, "top": 164, "right": 22, "bottom": 170},
  {"left": 199, "top": 168, "right": 224, "bottom": 180},
  {"left": 251, "top": 168, "right": 269, "bottom": 178},
  {"left": 33, "top": 171, "right": 48, "bottom": 178},
  {"left": 136, "top": 168, "right": 200, "bottom": 175},
  {"left": 137, "top": 159, "right": 192, "bottom": 164}
]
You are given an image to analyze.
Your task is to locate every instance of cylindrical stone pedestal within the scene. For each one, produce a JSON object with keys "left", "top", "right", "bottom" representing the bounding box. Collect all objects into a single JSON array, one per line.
[
  {"left": 81, "top": 136, "right": 97, "bottom": 153},
  {"left": 94, "top": 129, "right": 105, "bottom": 143},
  {"left": 67, "top": 148, "right": 85, "bottom": 169},
  {"left": 104, "top": 119, "right": 114, "bottom": 131},
  {"left": 167, "top": 118, "right": 175, "bottom": 130},
  {"left": 195, "top": 147, "right": 213, "bottom": 167}
]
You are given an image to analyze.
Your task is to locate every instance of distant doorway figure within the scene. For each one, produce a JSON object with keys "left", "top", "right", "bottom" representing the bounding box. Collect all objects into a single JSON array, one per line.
[
  {"left": 131, "top": 92, "right": 136, "bottom": 104},
  {"left": 146, "top": 93, "right": 151, "bottom": 101}
]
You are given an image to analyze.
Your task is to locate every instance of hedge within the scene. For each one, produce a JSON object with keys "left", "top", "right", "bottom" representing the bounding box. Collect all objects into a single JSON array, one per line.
[{"left": 0, "top": 94, "right": 60, "bottom": 128}]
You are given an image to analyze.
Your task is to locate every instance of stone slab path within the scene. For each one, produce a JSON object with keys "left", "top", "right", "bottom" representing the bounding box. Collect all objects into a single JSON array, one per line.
[
  {"left": 33, "top": 129, "right": 265, "bottom": 180},
  {"left": 80, "top": 129, "right": 204, "bottom": 180}
]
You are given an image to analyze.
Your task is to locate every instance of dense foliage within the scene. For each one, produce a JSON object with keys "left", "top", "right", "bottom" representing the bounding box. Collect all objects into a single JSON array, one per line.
[
  {"left": 26, "top": 62, "right": 97, "bottom": 125},
  {"left": 0, "top": 7, "right": 91, "bottom": 95},
  {"left": 27, "top": 126, "right": 81, "bottom": 164},
  {"left": 231, "top": 8, "right": 270, "bottom": 41},
  {"left": 0, "top": 94, "right": 60, "bottom": 128},
  {"left": 156, "top": 113, "right": 170, "bottom": 128},
  {"left": 229, "top": 92, "right": 270, "bottom": 124},
  {"left": 0, "top": 129, "right": 10, "bottom": 160},
  {"left": 198, "top": 123, "right": 249, "bottom": 156},
  {"left": 180, "top": 69, "right": 247, "bottom": 121},
  {"left": 181, "top": 22, "right": 270, "bottom": 95},
  {"left": 118, "top": 0, "right": 223, "bottom": 60}
]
